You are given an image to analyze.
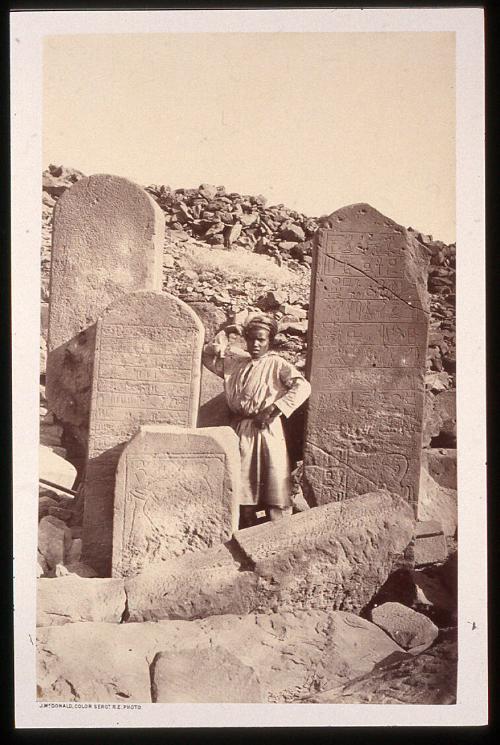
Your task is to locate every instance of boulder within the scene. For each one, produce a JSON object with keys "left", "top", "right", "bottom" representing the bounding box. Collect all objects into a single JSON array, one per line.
[
  {"left": 39, "top": 445, "right": 77, "bottom": 490},
  {"left": 370, "top": 602, "right": 439, "bottom": 653},
  {"left": 64, "top": 562, "right": 98, "bottom": 578},
  {"left": 38, "top": 495, "right": 59, "bottom": 521},
  {"left": 37, "top": 609, "right": 403, "bottom": 703},
  {"left": 37, "top": 576, "right": 126, "bottom": 626},
  {"left": 125, "top": 490, "right": 414, "bottom": 622},
  {"left": 304, "top": 636, "right": 457, "bottom": 704},
  {"left": 38, "top": 516, "right": 73, "bottom": 570},
  {"left": 418, "top": 467, "right": 457, "bottom": 537},
  {"left": 422, "top": 448, "right": 457, "bottom": 489},
  {"left": 280, "top": 223, "right": 305, "bottom": 242},
  {"left": 151, "top": 646, "right": 263, "bottom": 703}
]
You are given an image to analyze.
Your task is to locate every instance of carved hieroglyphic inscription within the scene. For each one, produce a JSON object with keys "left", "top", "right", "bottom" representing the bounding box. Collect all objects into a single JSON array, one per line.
[
  {"left": 303, "top": 204, "right": 429, "bottom": 512},
  {"left": 46, "top": 174, "right": 164, "bottom": 441},
  {"left": 112, "top": 425, "right": 240, "bottom": 578},
  {"left": 82, "top": 292, "right": 204, "bottom": 576}
]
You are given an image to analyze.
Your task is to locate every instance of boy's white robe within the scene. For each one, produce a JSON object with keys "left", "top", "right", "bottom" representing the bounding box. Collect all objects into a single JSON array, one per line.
[{"left": 202, "top": 331, "right": 311, "bottom": 507}]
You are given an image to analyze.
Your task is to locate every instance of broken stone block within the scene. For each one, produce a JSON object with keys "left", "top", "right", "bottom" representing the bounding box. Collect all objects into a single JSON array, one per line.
[
  {"left": 151, "top": 646, "right": 263, "bottom": 703},
  {"left": 112, "top": 425, "right": 240, "bottom": 577},
  {"left": 413, "top": 520, "right": 447, "bottom": 567},
  {"left": 125, "top": 490, "right": 414, "bottom": 622},
  {"left": 124, "top": 543, "right": 257, "bottom": 623},
  {"left": 38, "top": 516, "right": 73, "bottom": 570},
  {"left": 433, "top": 389, "right": 457, "bottom": 447},
  {"left": 418, "top": 467, "right": 457, "bottom": 537},
  {"left": 64, "top": 562, "right": 98, "bottom": 578},
  {"left": 37, "top": 576, "right": 126, "bottom": 626},
  {"left": 370, "top": 601, "right": 439, "bottom": 653},
  {"left": 422, "top": 448, "right": 457, "bottom": 489},
  {"left": 39, "top": 445, "right": 76, "bottom": 489}
]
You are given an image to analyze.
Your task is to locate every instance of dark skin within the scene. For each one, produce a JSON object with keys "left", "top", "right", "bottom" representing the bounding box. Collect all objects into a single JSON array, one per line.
[{"left": 225, "top": 323, "right": 281, "bottom": 429}]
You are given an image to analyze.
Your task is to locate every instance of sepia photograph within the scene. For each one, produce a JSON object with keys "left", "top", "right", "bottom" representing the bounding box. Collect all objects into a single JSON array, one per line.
[{"left": 11, "top": 8, "right": 486, "bottom": 728}]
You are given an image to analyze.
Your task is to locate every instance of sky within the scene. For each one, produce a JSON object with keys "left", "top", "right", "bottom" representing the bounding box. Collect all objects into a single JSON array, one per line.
[{"left": 43, "top": 32, "right": 455, "bottom": 242}]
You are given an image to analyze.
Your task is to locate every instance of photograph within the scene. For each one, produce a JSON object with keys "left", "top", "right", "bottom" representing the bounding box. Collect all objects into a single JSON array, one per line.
[{"left": 11, "top": 8, "right": 486, "bottom": 728}]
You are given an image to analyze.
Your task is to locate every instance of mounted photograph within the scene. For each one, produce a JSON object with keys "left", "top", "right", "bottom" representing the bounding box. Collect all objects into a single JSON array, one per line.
[{"left": 11, "top": 8, "right": 486, "bottom": 729}]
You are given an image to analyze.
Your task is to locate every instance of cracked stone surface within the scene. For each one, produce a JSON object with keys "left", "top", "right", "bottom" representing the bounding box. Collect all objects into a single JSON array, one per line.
[
  {"left": 46, "top": 174, "right": 165, "bottom": 456},
  {"left": 125, "top": 490, "right": 414, "bottom": 622},
  {"left": 36, "top": 609, "right": 403, "bottom": 703},
  {"left": 303, "top": 204, "right": 429, "bottom": 512},
  {"left": 37, "top": 576, "right": 126, "bottom": 626}
]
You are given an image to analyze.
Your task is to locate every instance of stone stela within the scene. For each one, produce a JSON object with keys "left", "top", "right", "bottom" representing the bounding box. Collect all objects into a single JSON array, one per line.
[
  {"left": 112, "top": 425, "right": 240, "bottom": 578},
  {"left": 303, "top": 204, "right": 429, "bottom": 513},
  {"left": 45, "top": 174, "right": 165, "bottom": 460},
  {"left": 82, "top": 291, "right": 204, "bottom": 576}
]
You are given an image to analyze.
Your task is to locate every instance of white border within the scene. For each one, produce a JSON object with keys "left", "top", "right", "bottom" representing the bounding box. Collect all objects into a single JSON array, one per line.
[{"left": 11, "top": 8, "right": 486, "bottom": 728}]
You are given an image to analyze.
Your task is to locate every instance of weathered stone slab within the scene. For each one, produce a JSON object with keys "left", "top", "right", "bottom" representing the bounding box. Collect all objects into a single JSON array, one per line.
[
  {"left": 37, "top": 609, "right": 403, "bottom": 703},
  {"left": 37, "top": 576, "right": 126, "bottom": 626},
  {"left": 125, "top": 490, "right": 415, "bottom": 621},
  {"left": 112, "top": 425, "right": 240, "bottom": 577},
  {"left": 46, "top": 174, "right": 165, "bottom": 457},
  {"left": 151, "top": 646, "right": 263, "bottom": 703},
  {"left": 82, "top": 291, "right": 204, "bottom": 576},
  {"left": 303, "top": 204, "right": 429, "bottom": 512}
]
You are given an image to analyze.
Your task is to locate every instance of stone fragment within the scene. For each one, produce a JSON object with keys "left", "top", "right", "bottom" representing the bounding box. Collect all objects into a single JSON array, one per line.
[
  {"left": 256, "top": 289, "right": 287, "bottom": 310},
  {"left": 65, "top": 562, "right": 98, "bottom": 578},
  {"left": 66, "top": 538, "right": 82, "bottom": 565},
  {"left": 124, "top": 543, "right": 257, "bottom": 622},
  {"left": 37, "top": 609, "right": 403, "bottom": 703},
  {"left": 46, "top": 174, "right": 165, "bottom": 456},
  {"left": 370, "top": 602, "right": 439, "bottom": 652},
  {"left": 198, "top": 183, "right": 217, "bottom": 200},
  {"left": 39, "top": 445, "right": 77, "bottom": 490},
  {"left": 418, "top": 467, "right": 457, "bottom": 537},
  {"left": 112, "top": 425, "right": 240, "bottom": 577},
  {"left": 303, "top": 204, "right": 429, "bottom": 512},
  {"left": 413, "top": 520, "right": 447, "bottom": 567},
  {"left": 224, "top": 222, "right": 242, "bottom": 246},
  {"left": 305, "top": 636, "right": 457, "bottom": 704},
  {"left": 125, "top": 490, "right": 414, "bottom": 621},
  {"left": 38, "top": 495, "right": 59, "bottom": 521},
  {"left": 422, "top": 448, "right": 457, "bottom": 489},
  {"left": 38, "top": 516, "right": 73, "bottom": 570},
  {"left": 82, "top": 291, "right": 204, "bottom": 576},
  {"left": 280, "top": 223, "right": 305, "bottom": 242},
  {"left": 37, "top": 576, "right": 125, "bottom": 626},
  {"left": 433, "top": 389, "right": 457, "bottom": 446},
  {"left": 151, "top": 646, "right": 263, "bottom": 703}
]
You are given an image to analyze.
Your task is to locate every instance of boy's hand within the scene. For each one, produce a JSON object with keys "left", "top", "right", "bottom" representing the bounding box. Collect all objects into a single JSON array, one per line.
[
  {"left": 255, "top": 404, "right": 281, "bottom": 429},
  {"left": 224, "top": 323, "right": 244, "bottom": 338}
]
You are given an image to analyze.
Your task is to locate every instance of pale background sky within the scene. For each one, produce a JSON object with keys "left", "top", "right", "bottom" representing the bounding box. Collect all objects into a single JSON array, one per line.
[{"left": 43, "top": 32, "right": 455, "bottom": 242}]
